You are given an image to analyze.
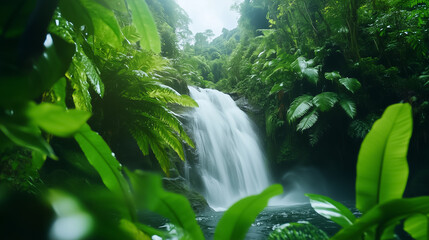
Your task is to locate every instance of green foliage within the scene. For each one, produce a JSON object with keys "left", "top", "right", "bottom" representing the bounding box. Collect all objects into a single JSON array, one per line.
[
  {"left": 300, "top": 103, "right": 427, "bottom": 240},
  {"left": 74, "top": 124, "right": 133, "bottom": 213},
  {"left": 305, "top": 193, "right": 356, "bottom": 228},
  {"left": 27, "top": 103, "right": 91, "bottom": 137},
  {"left": 0, "top": 35, "right": 75, "bottom": 106},
  {"left": 332, "top": 197, "right": 429, "bottom": 240},
  {"left": 268, "top": 222, "right": 329, "bottom": 240},
  {"left": 313, "top": 92, "right": 339, "bottom": 112},
  {"left": 127, "top": 0, "right": 161, "bottom": 53},
  {"left": 126, "top": 170, "right": 204, "bottom": 240},
  {"left": 404, "top": 214, "right": 429, "bottom": 240},
  {"left": 356, "top": 103, "right": 412, "bottom": 213},
  {"left": 214, "top": 184, "right": 283, "bottom": 240}
]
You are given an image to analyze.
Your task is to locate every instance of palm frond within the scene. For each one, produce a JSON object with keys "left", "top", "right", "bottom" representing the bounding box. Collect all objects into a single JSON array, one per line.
[
  {"left": 297, "top": 109, "right": 319, "bottom": 131},
  {"left": 339, "top": 77, "right": 361, "bottom": 94},
  {"left": 339, "top": 98, "right": 357, "bottom": 118},
  {"left": 287, "top": 95, "right": 314, "bottom": 123},
  {"left": 313, "top": 92, "right": 339, "bottom": 112}
]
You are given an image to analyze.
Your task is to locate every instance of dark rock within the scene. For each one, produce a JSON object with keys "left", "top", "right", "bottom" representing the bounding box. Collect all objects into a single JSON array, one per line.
[
  {"left": 235, "top": 96, "right": 262, "bottom": 114},
  {"left": 162, "top": 176, "right": 213, "bottom": 214}
]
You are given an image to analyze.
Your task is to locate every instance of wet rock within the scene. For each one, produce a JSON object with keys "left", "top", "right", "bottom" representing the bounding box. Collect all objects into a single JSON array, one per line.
[
  {"left": 234, "top": 96, "right": 262, "bottom": 114},
  {"left": 162, "top": 176, "right": 213, "bottom": 214}
]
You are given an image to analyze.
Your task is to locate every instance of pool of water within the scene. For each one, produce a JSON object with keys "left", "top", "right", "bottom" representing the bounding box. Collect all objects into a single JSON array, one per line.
[
  {"left": 141, "top": 202, "right": 413, "bottom": 239},
  {"left": 196, "top": 203, "right": 346, "bottom": 239}
]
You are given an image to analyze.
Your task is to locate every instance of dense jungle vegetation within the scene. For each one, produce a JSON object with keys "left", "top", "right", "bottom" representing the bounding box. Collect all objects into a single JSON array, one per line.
[{"left": 1, "top": 0, "right": 429, "bottom": 239}]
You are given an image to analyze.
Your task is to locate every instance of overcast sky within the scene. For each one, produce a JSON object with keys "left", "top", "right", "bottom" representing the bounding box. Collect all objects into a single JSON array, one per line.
[{"left": 176, "top": 0, "right": 242, "bottom": 37}]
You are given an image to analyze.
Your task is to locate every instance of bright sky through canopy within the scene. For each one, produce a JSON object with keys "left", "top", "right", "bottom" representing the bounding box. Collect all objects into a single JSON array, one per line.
[{"left": 176, "top": 0, "right": 242, "bottom": 37}]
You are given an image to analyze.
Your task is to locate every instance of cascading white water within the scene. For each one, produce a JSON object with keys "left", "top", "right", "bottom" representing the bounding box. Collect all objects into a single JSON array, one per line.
[{"left": 186, "top": 87, "right": 271, "bottom": 211}]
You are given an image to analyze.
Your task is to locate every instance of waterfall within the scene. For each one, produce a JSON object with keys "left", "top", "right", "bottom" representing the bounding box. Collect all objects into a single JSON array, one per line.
[{"left": 185, "top": 87, "right": 271, "bottom": 211}]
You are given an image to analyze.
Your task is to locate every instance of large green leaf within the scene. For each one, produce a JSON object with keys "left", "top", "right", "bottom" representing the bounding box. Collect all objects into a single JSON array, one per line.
[
  {"left": 313, "top": 92, "right": 339, "bottom": 112},
  {"left": 339, "top": 78, "right": 361, "bottom": 94},
  {"left": 339, "top": 98, "right": 357, "bottom": 118},
  {"left": 59, "top": 0, "right": 94, "bottom": 34},
  {"left": 59, "top": 0, "right": 123, "bottom": 48},
  {"left": 96, "top": 0, "right": 127, "bottom": 12},
  {"left": 0, "top": 119, "right": 56, "bottom": 159},
  {"left": 127, "top": 0, "right": 161, "bottom": 53},
  {"left": 126, "top": 170, "right": 204, "bottom": 240},
  {"left": 332, "top": 197, "right": 429, "bottom": 240},
  {"left": 287, "top": 95, "right": 314, "bottom": 123},
  {"left": 356, "top": 103, "right": 412, "bottom": 213},
  {"left": 81, "top": 0, "right": 123, "bottom": 48},
  {"left": 404, "top": 214, "right": 429, "bottom": 240},
  {"left": 306, "top": 193, "right": 356, "bottom": 228},
  {"left": 214, "top": 184, "right": 283, "bottom": 240},
  {"left": 74, "top": 124, "right": 134, "bottom": 219},
  {"left": 27, "top": 103, "right": 91, "bottom": 137},
  {"left": 303, "top": 68, "right": 319, "bottom": 85},
  {"left": 296, "top": 109, "right": 318, "bottom": 131},
  {"left": 122, "top": 25, "right": 141, "bottom": 44}
]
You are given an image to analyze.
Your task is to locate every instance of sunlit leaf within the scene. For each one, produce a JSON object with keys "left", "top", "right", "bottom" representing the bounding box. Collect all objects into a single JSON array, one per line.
[
  {"left": 119, "top": 219, "right": 151, "bottom": 240},
  {"left": 127, "top": 0, "right": 161, "bottom": 53},
  {"left": 80, "top": 0, "right": 123, "bottom": 48},
  {"left": 126, "top": 170, "right": 204, "bottom": 240},
  {"left": 96, "top": 0, "right": 127, "bottom": 12},
  {"left": 356, "top": 103, "right": 412, "bottom": 213},
  {"left": 306, "top": 193, "right": 356, "bottom": 228},
  {"left": 214, "top": 184, "right": 283, "bottom": 240},
  {"left": 27, "top": 103, "right": 91, "bottom": 137},
  {"left": 404, "top": 214, "right": 429, "bottom": 240},
  {"left": 52, "top": 77, "right": 67, "bottom": 108},
  {"left": 332, "top": 197, "right": 429, "bottom": 240},
  {"left": 122, "top": 25, "right": 141, "bottom": 43}
]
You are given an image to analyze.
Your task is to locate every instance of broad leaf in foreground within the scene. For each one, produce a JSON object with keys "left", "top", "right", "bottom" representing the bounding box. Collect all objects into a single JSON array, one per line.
[
  {"left": 126, "top": 170, "right": 204, "bottom": 240},
  {"left": 404, "top": 214, "right": 429, "bottom": 240},
  {"left": 306, "top": 193, "right": 356, "bottom": 228},
  {"left": 356, "top": 103, "right": 412, "bottom": 213},
  {"left": 127, "top": 0, "right": 161, "bottom": 53},
  {"left": 74, "top": 124, "right": 134, "bottom": 219},
  {"left": 27, "top": 103, "right": 91, "bottom": 137},
  {"left": 332, "top": 197, "right": 429, "bottom": 240},
  {"left": 214, "top": 184, "right": 283, "bottom": 240}
]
